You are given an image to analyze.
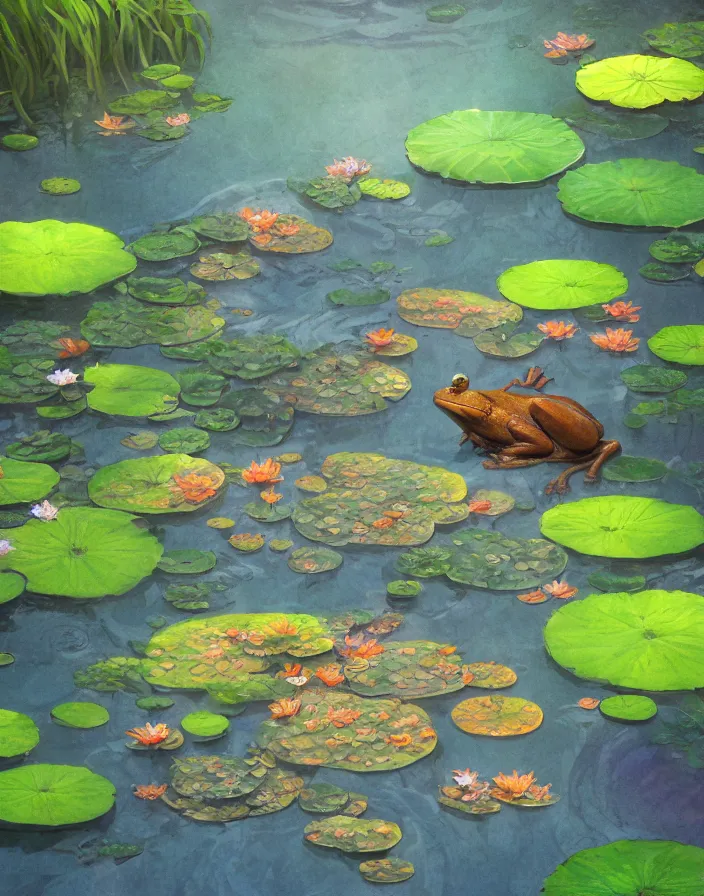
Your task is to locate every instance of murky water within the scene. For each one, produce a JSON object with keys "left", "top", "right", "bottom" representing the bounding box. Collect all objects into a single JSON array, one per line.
[{"left": 1, "top": 0, "right": 703, "bottom": 893}]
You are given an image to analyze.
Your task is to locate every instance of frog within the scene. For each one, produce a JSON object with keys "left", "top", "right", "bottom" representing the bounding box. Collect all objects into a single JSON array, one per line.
[{"left": 433, "top": 367, "right": 620, "bottom": 494}]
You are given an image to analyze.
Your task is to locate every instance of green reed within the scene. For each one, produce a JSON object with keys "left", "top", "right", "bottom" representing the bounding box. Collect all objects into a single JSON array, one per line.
[{"left": 0, "top": 0, "right": 212, "bottom": 123}]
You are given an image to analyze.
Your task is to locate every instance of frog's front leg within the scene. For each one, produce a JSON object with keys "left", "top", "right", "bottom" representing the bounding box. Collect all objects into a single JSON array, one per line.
[{"left": 482, "top": 416, "right": 554, "bottom": 469}]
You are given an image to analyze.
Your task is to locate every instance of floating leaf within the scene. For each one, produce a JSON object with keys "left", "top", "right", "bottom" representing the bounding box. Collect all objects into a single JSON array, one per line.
[
  {"left": 220, "top": 389, "right": 294, "bottom": 446},
  {"left": 295, "top": 475, "right": 327, "bottom": 493},
  {"left": 397, "top": 287, "right": 522, "bottom": 336},
  {"left": 329, "top": 258, "right": 363, "bottom": 272},
  {"left": 620, "top": 365, "right": 687, "bottom": 393},
  {"left": 599, "top": 695, "right": 657, "bottom": 722},
  {"left": 345, "top": 640, "right": 465, "bottom": 698},
  {"left": 540, "top": 496, "right": 704, "bottom": 558},
  {"left": 141, "top": 63, "right": 181, "bottom": 80},
  {"left": 497, "top": 260, "right": 628, "bottom": 310},
  {"left": 85, "top": 364, "right": 180, "bottom": 417},
  {"left": 0, "top": 654, "right": 14, "bottom": 666},
  {"left": 176, "top": 367, "right": 227, "bottom": 406},
  {"left": 192, "top": 93, "right": 233, "bottom": 113},
  {"left": 648, "top": 325, "right": 704, "bottom": 366},
  {"left": 250, "top": 214, "right": 333, "bottom": 254},
  {"left": 2, "top": 134, "right": 38, "bottom": 151},
  {"left": 194, "top": 409, "right": 240, "bottom": 431},
  {"left": 180, "top": 711, "right": 229, "bottom": 739},
  {"left": 0, "top": 573, "right": 25, "bottom": 605},
  {"left": 128, "top": 229, "right": 200, "bottom": 261},
  {"left": 40, "top": 177, "right": 80, "bottom": 195},
  {"left": 228, "top": 533, "right": 265, "bottom": 552},
  {"left": 206, "top": 335, "right": 301, "bottom": 379},
  {"left": 473, "top": 329, "right": 544, "bottom": 358},
  {"left": 74, "top": 656, "right": 148, "bottom": 694},
  {"left": 0, "top": 764, "right": 116, "bottom": 826},
  {"left": 406, "top": 110, "right": 585, "bottom": 184},
  {"left": 643, "top": 21, "right": 704, "bottom": 58},
  {"left": 396, "top": 547, "right": 454, "bottom": 578},
  {"left": 603, "top": 455, "right": 668, "bottom": 482},
  {"left": 288, "top": 547, "right": 342, "bottom": 574},
  {"left": 451, "top": 695, "right": 543, "bottom": 736},
  {"left": 109, "top": 89, "right": 178, "bottom": 115},
  {"left": 50, "top": 702, "right": 109, "bottom": 729},
  {"left": 425, "top": 232, "right": 454, "bottom": 246},
  {"left": 358, "top": 178, "right": 411, "bottom": 199},
  {"left": 639, "top": 262, "right": 691, "bottom": 282},
  {"left": 327, "top": 288, "right": 390, "bottom": 306},
  {"left": 288, "top": 175, "right": 361, "bottom": 209},
  {"left": 551, "top": 97, "right": 669, "bottom": 140},
  {"left": 135, "top": 696, "right": 174, "bottom": 711},
  {"left": 463, "top": 661, "right": 517, "bottom": 689},
  {"left": 157, "top": 550, "right": 216, "bottom": 574},
  {"left": 0, "top": 456, "right": 59, "bottom": 505},
  {"left": 304, "top": 815, "right": 402, "bottom": 852},
  {"left": 126, "top": 276, "right": 205, "bottom": 305},
  {"left": 160, "top": 73, "right": 194, "bottom": 89},
  {"left": 575, "top": 54, "right": 704, "bottom": 108},
  {"left": 6, "top": 430, "right": 71, "bottom": 463},
  {"left": 0, "top": 358, "right": 58, "bottom": 405},
  {"left": 190, "top": 250, "right": 260, "bottom": 281},
  {"left": 544, "top": 589, "right": 704, "bottom": 691},
  {"left": 158, "top": 427, "right": 210, "bottom": 454},
  {"left": 0, "top": 709, "right": 39, "bottom": 757},
  {"left": 426, "top": 3, "right": 466, "bottom": 22},
  {"left": 207, "top": 517, "right": 235, "bottom": 529},
  {"left": 386, "top": 579, "right": 422, "bottom": 597},
  {"left": 587, "top": 571, "right": 645, "bottom": 593},
  {"left": 189, "top": 214, "right": 249, "bottom": 242},
  {"left": 468, "top": 489, "right": 515, "bottom": 516},
  {"left": 649, "top": 233, "right": 704, "bottom": 263},
  {"left": 120, "top": 431, "right": 159, "bottom": 451},
  {"left": 165, "top": 582, "right": 211, "bottom": 611},
  {"left": 299, "top": 783, "right": 354, "bottom": 814}
]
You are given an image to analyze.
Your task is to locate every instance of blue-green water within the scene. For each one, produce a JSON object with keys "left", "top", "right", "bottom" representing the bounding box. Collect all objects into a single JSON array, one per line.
[{"left": 1, "top": 0, "right": 703, "bottom": 893}]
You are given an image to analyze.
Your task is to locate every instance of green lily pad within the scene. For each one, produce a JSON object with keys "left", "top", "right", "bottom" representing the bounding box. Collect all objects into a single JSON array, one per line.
[
  {"left": 109, "top": 89, "right": 179, "bottom": 115},
  {"left": 0, "top": 654, "right": 14, "bottom": 666},
  {"left": 36, "top": 397, "right": 86, "bottom": 419},
  {"left": 587, "top": 572, "right": 646, "bottom": 592},
  {"left": 544, "top": 590, "right": 704, "bottom": 691},
  {"left": 603, "top": 456, "right": 668, "bottom": 482},
  {"left": 194, "top": 409, "right": 240, "bottom": 432},
  {"left": 406, "top": 110, "right": 585, "bottom": 184},
  {"left": 85, "top": 364, "right": 180, "bottom": 417},
  {"left": 468, "top": 489, "right": 515, "bottom": 516},
  {"left": 451, "top": 695, "right": 543, "bottom": 736},
  {"left": 0, "top": 358, "right": 59, "bottom": 405},
  {"left": 557, "top": 159, "right": 704, "bottom": 227},
  {"left": 206, "top": 335, "right": 301, "bottom": 379},
  {"left": 40, "top": 178, "right": 80, "bottom": 196},
  {"left": 620, "top": 364, "right": 688, "bottom": 393},
  {"left": 344, "top": 640, "right": 465, "bottom": 698},
  {"left": 164, "top": 582, "right": 211, "bottom": 611},
  {"left": 304, "top": 815, "right": 402, "bottom": 852},
  {"left": 0, "top": 709, "right": 39, "bottom": 757},
  {"left": 540, "top": 495, "right": 704, "bottom": 558},
  {"left": 120, "top": 431, "right": 159, "bottom": 451},
  {"left": 206, "top": 675, "right": 297, "bottom": 709},
  {"left": 551, "top": 97, "right": 669, "bottom": 140},
  {"left": 192, "top": 93, "right": 233, "bottom": 113},
  {"left": 0, "top": 220, "right": 137, "bottom": 297},
  {"left": 386, "top": 580, "right": 423, "bottom": 597},
  {"left": 5, "top": 431, "right": 71, "bottom": 463},
  {"left": 2, "top": 134, "right": 38, "bottom": 151},
  {"left": 189, "top": 214, "right": 250, "bottom": 242},
  {"left": 397, "top": 288, "right": 522, "bottom": 336},
  {"left": 190, "top": 251, "right": 260, "bottom": 281},
  {"left": 648, "top": 325, "right": 704, "bottom": 365},
  {"left": 358, "top": 178, "right": 411, "bottom": 199},
  {"left": 176, "top": 368, "right": 227, "bottom": 407},
  {"left": 292, "top": 452, "right": 468, "bottom": 547},
  {"left": 463, "top": 661, "right": 517, "bottom": 689},
  {"left": 136, "top": 120, "right": 187, "bottom": 142},
  {"left": 160, "top": 74, "right": 194, "bottom": 89},
  {"left": 0, "top": 456, "right": 59, "bottom": 504},
  {"left": 126, "top": 276, "right": 205, "bottom": 305},
  {"left": 265, "top": 346, "right": 411, "bottom": 416},
  {"left": 473, "top": 329, "right": 544, "bottom": 358},
  {"left": 644, "top": 21, "right": 704, "bottom": 58},
  {"left": 220, "top": 389, "right": 294, "bottom": 446},
  {"left": 228, "top": 533, "right": 265, "bottom": 552},
  {"left": 0, "top": 573, "right": 25, "bottom": 605},
  {"left": 0, "top": 764, "right": 115, "bottom": 826},
  {"left": 288, "top": 175, "right": 361, "bottom": 210},
  {"left": 81, "top": 296, "right": 225, "bottom": 348},
  {"left": 135, "top": 696, "right": 174, "bottom": 711},
  {"left": 268, "top": 539, "right": 292, "bottom": 553},
  {"left": 497, "top": 260, "right": 628, "bottom": 310},
  {"left": 575, "top": 54, "right": 704, "bottom": 108},
  {"left": 88, "top": 454, "right": 226, "bottom": 514},
  {"left": 180, "top": 711, "right": 229, "bottom": 739},
  {"left": 50, "top": 702, "right": 109, "bottom": 729},
  {"left": 425, "top": 232, "right": 454, "bottom": 246},
  {"left": 157, "top": 550, "right": 216, "bottom": 574},
  {"left": 244, "top": 502, "right": 292, "bottom": 523},
  {"left": 599, "top": 695, "right": 657, "bottom": 722},
  {"left": 396, "top": 547, "right": 454, "bottom": 578},
  {"left": 0, "top": 321, "right": 75, "bottom": 359},
  {"left": 249, "top": 215, "right": 333, "bottom": 254},
  {"left": 171, "top": 754, "right": 259, "bottom": 798},
  {"left": 295, "top": 475, "right": 327, "bottom": 493},
  {"left": 359, "top": 858, "right": 415, "bottom": 883},
  {"left": 128, "top": 229, "right": 200, "bottom": 261},
  {"left": 542, "top": 839, "right": 704, "bottom": 896},
  {"left": 327, "top": 288, "right": 390, "bottom": 306},
  {"left": 141, "top": 63, "right": 181, "bottom": 80},
  {"left": 0, "top": 507, "right": 163, "bottom": 598},
  {"left": 158, "top": 427, "right": 210, "bottom": 454},
  {"left": 288, "top": 547, "right": 342, "bottom": 573},
  {"left": 639, "top": 262, "right": 691, "bottom": 282},
  {"left": 74, "top": 656, "right": 147, "bottom": 694},
  {"left": 426, "top": 3, "right": 466, "bottom": 22},
  {"left": 649, "top": 233, "right": 704, "bottom": 263},
  {"left": 299, "top": 783, "right": 354, "bottom": 814}
]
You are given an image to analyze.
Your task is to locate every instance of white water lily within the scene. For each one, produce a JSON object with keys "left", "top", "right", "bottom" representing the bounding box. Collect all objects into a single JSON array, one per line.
[
  {"left": 30, "top": 500, "right": 59, "bottom": 522},
  {"left": 46, "top": 368, "right": 78, "bottom": 386},
  {"left": 0, "top": 539, "right": 14, "bottom": 556}
]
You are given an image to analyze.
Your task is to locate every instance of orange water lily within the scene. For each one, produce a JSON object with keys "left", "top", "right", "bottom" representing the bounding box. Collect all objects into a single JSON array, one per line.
[
  {"left": 517, "top": 589, "right": 550, "bottom": 604},
  {"left": 527, "top": 783, "right": 553, "bottom": 802},
  {"left": 56, "top": 337, "right": 90, "bottom": 359},
  {"left": 589, "top": 328, "right": 639, "bottom": 353},
  {"left": 172, "top": 472, "right": 219, "bottom": 503},
  {"left": 385, "top": 732, "right": 413, "bottom": 747},
  {"left": 537, "top": 321, "right": 579, "bottom": 341},
  {"left": 165, "top": 113, "right": 190, "bottom": 127},
  {"left": 491, "top": 770, "right": 536, "bottom": 800},
  {"left": 327, "top": 706, "right": 362, "bottom": 727},
  {"left": 602, "top": 301, "right": 641, "bottom": 323},
  {"left": 467, "top": 499, "right": 493, "bottom": 514},
  {"left": 242, "top": 458, "right": 283, "bottom": 485},
  {"left": 544, "top": 32, "right": 595, "bottom": 57},
  {"left": 365, "top": 328, "right": 395, "bottom": 348},
  {"left": 133, "top": 783, "right": 168, "bottom": 800},
  {"left": 325, "top": 156, "right": 372, "bottom": 180},
  {"left": 95, "top": 112, "right": 136, "bottom": 133},
  {"left": 238, "top": 207, "right": 279, "bottom": 233},
  {"left": 578, "top": 697, "right": 601, "bottom": 710},
  {"left": 340, "top": 636, "right": 385, "bottom": 659},
  {"left": 315, "top": 664, "right": 345, "bottom": 687},
  {"left": 226, "top": 628, "right": 266, "bottom": 645},
  {"left": 125, "top": 723, "right": 171, "bottom": 746},
  {"left": 266, "top": 618, "right": 298, "bottom": 636},
  {"left": 543, "top": 580, "right": 578, "bottom": 599},
  {"left": 261, "top": 488, "right": 283, "bottom": 504},
  {"left": 269, "top": 698, "right": 301, "bottom": 719}
]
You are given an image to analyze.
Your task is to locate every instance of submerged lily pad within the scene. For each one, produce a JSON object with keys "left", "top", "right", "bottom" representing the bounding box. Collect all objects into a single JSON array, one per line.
[
  {"left": 406, "top": 110, "right": 585, "bottom": 184},
  {"left": 639, "top": 262, "right": 691, "bottom": 282},
  {"left": 328, "top": 288, "right": 390, "bottom": 306},
  {"left": 304, "top": 815, "right": 402, "bottom": 852},
  {"left": 6, "top": 431, "right": 71, "bottom": 463},
  {"left": 358, "top": 178, "right": 411, "bottom": 199},
  {"left": 552, "top": 97, "right": 669, "bottom": 141},
  {"left": 0, "top": 764, "right": 116, "bottom": 826},
  {"left": 599, "top": 695, "right": 657, "bottom": 722},
  {"left": 180, "top": 711, "right": 229, "bottom": 739},
  {"left": 158, "top": 427, "right": 210, "bottom": 454},
  {"left": 425, "top": 232, "right": 454, "bottom": 246},
  {"left": 586, "top": 571, "right": 646, "bottom": 593},
  {"left": 40, "top": 178, "right": 80, "bottom": 196},
  {"left": 85, "top": 364, "right": 180, "bottom": 417},
  {"left": 497, "top": 260, "right": 628, "bottom": 310},
  {"left": 451, "top": 695, "right": 543, "bottom": 736},
  {"left": 50, "top": 702, "right": 109, "bottom": 729},
  {"left": 648, "top": 325, "right": 704, "bottom": 366},
  {"left": 426, "top": 3, "right": 466, "bottom": 22},
  {"left": 189, "top": 214, "right": 250, "bottom": 242},
  {"left": 603, "top": 456, "right": 668, "bottom": 482},
  {"left": 128, "top": 229, "right": 200, "bottom": 262},
  {"left": 397, "top": 288, "right": 522, "bottom": 336},
  {"left": 190, "top": 251, "right": 260, "bottom": 281},
  {"left": 165, "top": 582, "right": 211, "bottom": 611},
  {"left": 620, "top": 365, "right": 688, "bottom": 393},
  {"left": 576, "top": 54, "right": 704, "bottom": 108},
  {"left": 643, "top": 21, "right": 704, "bottom": 58},
  {"left": 126, "top": 276, "right": 205, "bottom": 305},
  {"left": 206, "top": 335, "right": 301, "bottom": 379},
  {"left": 649, "top": 233, "right": 704, "bottom": 264},
  {"left": 288, "top": 547, "right": 342, "bottom": 574},
  {"left": 288, "top": 176, "right": 361, "bottom": 210},
  {"left": 192, "top": 93, "right": 233, "bottom": 113},
  {"left": 250, "top": 215, "right": 333, "bottom": 254},
  {"left": 88, "top": 454, "right": 226, "bottom": 514},
  {"left": 292, "top": 452, "right": 468, "bottom": 547},
  {"left": 220, "top": 389, "right": 294, "bottom": 447},
  {"left": 0, "top": 507, "right": 162, "bottom": 598},
  {"left": 0, "top": 456, "right": 59, "bottom": 505},
  {"left": 344, "top": 640, "right": 466, "bottom": 699},
  {"left": 0, "top": 709, "right": 40, "bottom": 757},
  {"left": 544, "top": 590, "right": 704, "bottom": 691},
  {"left": 557, "top": 159, "right": 704, "bottom": 227},
  {"left": 540, "top": 495, "right": 704, "bottom": 558},
  {"left": 473, "top": 329, "right": 544, "bottom": 358},
  {"left": 157, "top": 550, "right": 216, "bottom": 574}
]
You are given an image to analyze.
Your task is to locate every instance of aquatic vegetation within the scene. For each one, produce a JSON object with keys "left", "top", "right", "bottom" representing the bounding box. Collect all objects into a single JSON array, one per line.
[
  {"left": 6, "top": 430, "right": 72, "bottom": 464},
  {"left": 128, "top": 228, "right": 201, "bottom": 261},
  {"left": 2, "top": 133, "right": 39, "bottom": 150},
  {"left": 599, "top": 695, "right": 657, "bottom": 722},
  {"left": 438, "top": 768, "right": 499, "bottom": 815},
  {"left": 343, "top": 640, "right": 468, "bottom": 699},
  {"left": 578, "top": 697, "right": 600, "bottom": 710},
  {"left": 643, "top": 21, "right": 704, "bottom": 58},
  {"left": 126, "top": 722, "right": 183, "bottom": 750},
  {"left": 0, "top": 457, "right": 58, "bottom": 506},
  {"left": 95, "top": 113, "right": 136, "bottom": 134},
  {"left": 602, "top": 300, "right": 640, "bottom": 322},
  {"left": 651, "top": 695, "right": 704, "bottom": 768},
  {"left": 397, "top": 287, "right": 523, "bottom": 336},
  {"left": 497, "top": 260, "right": 628, "bottom": 310},
  {"left": 304, "top": 815, "right": 402, "bottom": 852},
  {"left": 620, "top": 364, "right": 687, "bottom": 393},
  {"left": 157, "top": 549, "right": 216, "bottom": 574},
  {"left": 537, "top": 321, "right": 578, "bottom": 341},
  {"left": 648, "top": 324, "right": 704, "bottom": 366},
  {"left": 50, "top": 702, "right": 109, "bottom": 729},
  {"left": 551, "top": 96, "right": 669, "bottom": 140},
  {"left": 325, "top": 157, "right": 371, "bottom": 180},
  {"left": 575, "top": 55, "right": 704, "bottom": 108},
  {"left": 242, "top": 459, "right": 283, "bottom": 485},
  {"left": 406, "top": 110, "right": 585, "bottom": 184},
  {"left": 544, "top": 32, "right": 595, "bottom": 57},
  {"left": 491, "top": 772, "right": 557, "bottom": 806},
  {"left": 358, "top": 177, "right": 411, "bottom": 200},
  {"left": 452, "top": 696, "right": 543, "bottom": 736},
  {"left": 40, "top": 177, "right": 81, "bottom": 196},
  {"left": 180, "top": 711, "right": 229, "bottom": 739},
  {"left": 544, "top": 590, "right": 704, "bottom": 691},
  {"left": 426, "top": 3, "right": 467, "bottom": 23},
  {"left": 602, "top": 455, "right": 668, "bottom": 482},
  {"left": 589, "top": 328, "right": 640, "bottom": 353},
  {"left": 0, "top": 708, "right": 40, "bottom": 758},
  {"left": 288, "top": 547, "right": 343, "bottom": 574},
  {"left": 133, "top": 784, "right": 168, "bottom": 800},
  {"left": 462, "top": 662, "right": 517, "bottom": 689},
  {"left": 328, "top": 287, "right": 390, "bottom": 306},
  {"left": 288, "top": 174, "right": 362, "bottom": 210},
  {"left": 0, "top": 765, "right": 116, "bottom": 826},
  {"left": 29, "top": 500, "right": 59, "bottom": 521},
  {"left": 542, "top": 580, "right": 578, "bottom": 600}
]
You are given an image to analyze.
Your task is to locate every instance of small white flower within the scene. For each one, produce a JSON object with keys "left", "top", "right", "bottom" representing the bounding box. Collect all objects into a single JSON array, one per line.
[
  {"left": 30, "top": 500, "right": 59, "bottom": 522},
  {"left": 285, "top": 676, "right": 309, "bottom": 687},
  {"left": 46, "top": 369, "right": 78, "bottom": 386},
  {"left": 0, "top": 539, "right": 14, "bottom": 556}
]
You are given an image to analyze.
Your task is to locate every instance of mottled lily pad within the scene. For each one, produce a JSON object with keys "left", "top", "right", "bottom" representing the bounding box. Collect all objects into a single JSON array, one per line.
[
  {"left": 181, "top": 712, "right": 230, "bottom": 739},
  {"left": 599, "top": 695, "right": 657, "bottom": 722},
  {"left": 344, "top": 640, "right": 465, "bottom": 699},
  {"left": 386, "top": 580, "right": 422, "bottom": 597},
  {"left": 192, "top": 93, "right": 233, "bottom": 113},
  {"left": 587, "top": 572, "right": 646, "bottom": 592},
  {"left": 639, "top": 262, "right": 691, "bottom": 282},
  {"left": 141, "top": 63, "right": 181, "bottom": 80},
  {"left": 299, "top": 783, "right": 366, "bottom": 815},
  {"left": 128, "top": 229, "right": 200, "bottom": 262},
  {"left": 328, "top": 288, "right": 390, "bottom": 306},
  {"left": 0, "top": 764, "right": 116, "bottom": 826},
  {"left": 126, "top": 276, "right": 205, "bottom": 305},
  {"left": 305, "top": 815, "right": 402, "bottom": 852},
  {"left": 88, "top": 454, "right": 226, "bottom": 514},
  {"left": 157, "top": 550, "right": 216, "bottom": 574},
  {"left": 396, "top": 547, "right": 453, "bottom": 578},
  {"left": 85, "top": 364, "right": 180, "bottom": 417},
  {"left": 0, "top": 456, "right": 59, "bottom": 504},
  {"left": 452, "top": 695, "right": 543, "bottom": 736},
  {"left": 425, "top": 232, "right": 454, "bottom": 246},
  {"left": 164, "top": 582, "right": 211, "bottom": 611},
  {"left": 220, "top": 389, "right": 294, "bottom": 446},
  {"left": 358, "top": 178, "right": 411, "bottom": 199},
  {"left": 189, "top": 214, "right": 250, "bottom": 242},
  {"left": 269, "top": 539, "right": 293, "bottom": 552},
  {"left": 370, "top": 334, "right": 418, "bottom": 357},
  {"left": 50, "top": 702, "right": 109, "bottom": 729},
  {"left": 0, "top": 708, "right": 40, "bottom": 757},
  {"left": 176, "top": 368, "right": 227, "bottom": 407},
  {"left": 649, "top": 233, "right": 704, "bottom": 264},
  {"left": 74, "top": 656, "right": 147, "bottom": 694},
  {"left": 109, "top": 89, "right": 179, "bottom": 115},
  {"left": 397, "top": 288, "right": 522, "bottom": 336},
  {"left": 120, "top": 431, "right": 159, "bottom": 451},
  {"left": 620, "top": 365, "right": 688, "bottom": 393},
  {"left": 359, "top": 858, "right": 415, "bottom": 883},
  {"left": 473, "top": 329, "right": 545, "bottom": 358},
  {"left": 0, "top": 358, "right": 59, "bottom": 405},
  {"left": 603, "top": 456, "right": 668, "bottom": 482},
  {"left": 288, "top": 176, "right": 361, "bottom": 210},
  {"left": 2, "top": 134, "right": 38, "bottom": 151},
  {"left": 644, "top": 21, "right": 704, "bottom": 58},
  {"left": 194, "top": 409, "right": 240, "bottom": 432},
  {"left": 158, "top": 427, "right": 210, "bottom": 454},
  {"left": 229, "top": 533, "right": 265, "bottom": 552},
  {"left": 190, "top": 251, "right": 260, "bottom": 281},
  {"left": 250, "top": 215, "right": 333, "bottom": 254},
  {"left": 135, "top": 696, "right": 174, "bottom": 711},
  {"left": 295, "top": 475, "right": 327, "bottom": 493},
  {"left": 463, "top": 661, "right": 517, "bottom": 689},
  {"left": 5, "top": 431, "right": 69, "bottom": 464},
  {"left": 40, "top": 178, "right": 80, "bottom": 195},
  {"left": 206, "top": 335, "right": 301, "bottom": 379}
]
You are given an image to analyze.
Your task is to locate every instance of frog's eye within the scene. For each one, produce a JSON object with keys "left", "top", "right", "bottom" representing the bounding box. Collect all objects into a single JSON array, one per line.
[{"left": 451, "top": 373, "right": 469, "bottom": 392}]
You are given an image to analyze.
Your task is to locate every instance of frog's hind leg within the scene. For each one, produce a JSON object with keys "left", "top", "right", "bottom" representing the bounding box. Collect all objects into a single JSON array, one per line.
[
  {"left": 545, "top": 440, "right": 621, "bottom": 495},
  {"left": 501, "top": 367, "right": 553, "bottom": 392}
]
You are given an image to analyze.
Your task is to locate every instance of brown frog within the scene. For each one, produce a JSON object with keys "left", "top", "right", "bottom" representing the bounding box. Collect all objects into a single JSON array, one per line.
[{"left": 433, "top": 367, "right": 620, "bottom": 494}]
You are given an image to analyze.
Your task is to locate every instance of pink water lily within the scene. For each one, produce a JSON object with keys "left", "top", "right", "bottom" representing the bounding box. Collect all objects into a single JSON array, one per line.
[
  {"left": 0, "top": 539, "right": 14, "bottom": 556},
  {"left": 165, "top": 113, "right": 191, "bottom": 127},
  {"left": 325, "top": 156, "right": 372, "bottom": 181},
  {"left": 46, "top": 369, "right": 78, "bottom": 386},
  {"left": 30, "top": 501, "right": 59, "bottom": 522},
  {"left": 453, "top": 768, "right": 480, "bottom": 788}
]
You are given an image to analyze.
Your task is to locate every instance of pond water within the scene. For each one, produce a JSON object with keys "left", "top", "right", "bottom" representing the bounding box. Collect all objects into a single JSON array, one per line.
[{"left": 1, "top": 0, "right": 703, "bottom": 894}]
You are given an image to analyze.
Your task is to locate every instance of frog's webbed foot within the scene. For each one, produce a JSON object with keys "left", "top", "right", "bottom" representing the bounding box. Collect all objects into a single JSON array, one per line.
[
  {"left": 545, "top": 440, "right": 621, "bottom": 495},
  {"left": 501, "top": 367, "right": 552, "bottom": 393}
]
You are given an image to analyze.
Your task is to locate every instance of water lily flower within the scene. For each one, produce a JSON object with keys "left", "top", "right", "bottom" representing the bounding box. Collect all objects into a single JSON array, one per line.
[
  {"left": 172, "top": 472, "right": 218, "bottom": 504},
  {"left": 340, "top": 636, "right": 385, "bottom": 659},
  {"left": 602, "top": 300, "right": 641, "bottom": 323},
  {"left": 543, "top": 580, "right": 578, "bottom": 599},
  {"left": 238, "top": 207, "right": 279, "bottom": 233},
  {"left": 56, "top": 337, "right": 90, "bottom": 359},
  {"left": 365, "top": 328, "right": 395, "bottom": 349},
  {"left": 419, "top": 726, "right": 436, "bottom": 739},
  {"left": 385, "top": 732, "right": 413, "bottom": 747},
  {"left": 261, "top": 488, "right": 283, "bottom": 504},
  {"left": 133, "top": 783, "right": 168, "bottom": 800},
  {"left": 242, "top": 459, "right": 283, "bottom": 485},
  {"left": 0, "top": 539, "right": 14, "bottom": 556},
  {"left": 544, "top": 32, "right": 594, "bottom": 57},
  {"left": 94, "top": 112, "right": 136, "bottom": 134},
  {"left": 125, "top": 722, "right": 171, "bottom": 746},
  {"left": 46, "top": 368, "right": 78, "bottom": 386},
  {"left": 269, "top": 698, "right": 301, "bottom": 719},
  {"left": 527, "top": 783, "right": 552, "bottom": 802},
  {"left": 30, "top": 500, "right": 59, "bottom": 522},
  {"left": 327, "top": 706, "right": 362, "bottom": 727},
  {"left": 226, "top": 628, "right": 265, "bottom": 645},
  {"left": 315, "top": 664, "right": 345, "bottom": 687},
  {"left": 273, "top": 221, "right": 300, "bottom": 237},
  {"left": 517, "top": 589, "right": 550, "bottom": 604},
  {"left": 491, "top": 770, "right": 536, "bottom": 800},
  {"left": 453, "top": 768, "right": 479, "bottom": 788},
  {"left": 589, "top": 328, "right": 640, "bottom": 353},
  {"left": 325, "top": 156, "right": 372, "bottom": 181},
  {"left": 266, "top": 618, "right": 299, "bottom": 636},
  {"left": 467, "top": 499, "right": 493, "bottom": 514},
  {"left": 578, "top": 697, "right": 600, "bottom": 710},
  {"left": 372, "top": 516, "right": 394, "bottom": 529},
  {"left": 165, "top": 112, "right": 190, "bottom": 127},
  {"left": 537, "top": 321, "right": 579, "bottom": 341}
]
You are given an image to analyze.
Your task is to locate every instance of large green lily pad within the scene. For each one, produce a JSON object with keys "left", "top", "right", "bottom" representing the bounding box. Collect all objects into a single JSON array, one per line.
[
  {"left": 126, "top": 276, "right": 206, "bottom": 305},
  {"left": 644, "top": 21, "right": 704, "bottom": 58},
  {"left": 189, "top": 214, "right": 250, "bottom": 242},
  {"left": 265, "top": 346, "right": 411, "bottom": 415},
  {"left": 128, "top": 229, "right": 200, "bottom": 262},
  {"left": 0, "top": 507, "right": 163, "bottom": 598},
  {"left": 0, "top": 764, "right": 116, "bottom": 826},
  {"left": 257, "top": 688, "right": 437, "bottom": 771},
  {"left": 344, "top": 640, "right": 466, "bottom": 699},
  {"left": 603, "top": 456, "right": 668, "bottom": 482},
  {"left": 292, "top": 452, "right": 468, "bottom": 547},
  {"left": 397, "top": 288, "right": 522, "bottom": 336},
  {"left": 81, "top": 296, "right": 225, "bottom": 348},
  {"left": 50, "top": 702, "right": 109, "bottom": 729},
  {"left": 88, "top": 454, "right": 226, "bottom": 514},
  {"left": 205, "top": 335, "right": 301, "bottom": 379},
  {"left": 142, "top": 613, "right": 334, "bottom": 690},
  {"left": 497, "top": 260, "right": 628, "bottom": 310},
  {"left": 451, "top": 695, "right": 543, "bottom": 736},
  {"left": 0, "top": 456, "right": 59, "bottom": 505},
  {"left": 304, "top": 815, "right": 402, "bottom": 852},
  {"left": 544, "top": 590, "right": 704, "bottom": 691},
  {"left": 542, "top": 839, "right": 704, "bottom": 896},
  {"left": 84, "top": 364, "right": 180, "bottom": 417},
  {"left": 0, "top": 220, "right": 137, "bottom": 297},
  {"left": 620, "top": 364, "right": 688, "bottom": 393},
  {"left": 0, "top": 709, "right": 40, "bottom": 758},
  {"left": 220, "top": 389, "right": 294, "bottom": 446},
  {"left": 648, "top": 325, "right": 704, "bottom": 366},
  {"left": 250, "top": 215, "right": 333, "bottom": 254},
  {"left": 575, "top": 54, "right": 704, "bottom": 108},
  {"left": 557, "top": 159, "right": 704, "bottom": 227},
  {"left": 405, "top": 110, "right": 585, "bottom": 184},
  {"left": 540, "top": 496, "right": 704, "bottom": 558},
  {"left": 551, "top": 97, "right": 669, "bottom": 141},
  {"left": 109, "top": 89, "right": 179, "bottom": 115}
]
